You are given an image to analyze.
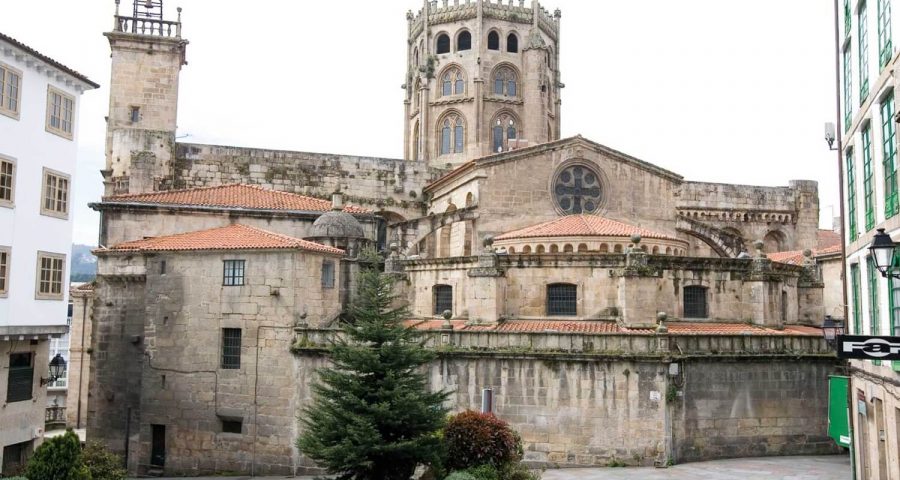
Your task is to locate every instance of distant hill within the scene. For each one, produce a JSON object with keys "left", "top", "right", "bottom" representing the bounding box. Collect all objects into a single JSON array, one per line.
[{"left": 71, "top": 244, "right": 97, "bottom": 282}]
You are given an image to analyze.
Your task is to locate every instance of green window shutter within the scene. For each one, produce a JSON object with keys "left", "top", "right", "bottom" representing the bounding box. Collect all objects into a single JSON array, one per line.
[
  {"left": 863, "top": 125, "right": 876, "bottom": 230},
  {"left": 851, "top": 263, "right": 863, "bottom": 334},
  {"left": 882, "top": 92, "right": 898, "bottom": 218},
  {"left": 867, "top": 256, "right": 882, "bottom": 366},
  {"left": 848, "top": 148, "right": 859, "bottom": 241},
  {"left": 860, "top": 1, "right": 870, "bottom": 103},
  {"left": 878, "top": 0, "right": 892, "bottom": 68},
  {"left": 845, "top": 46, "right": 854, "bottom": 128}
]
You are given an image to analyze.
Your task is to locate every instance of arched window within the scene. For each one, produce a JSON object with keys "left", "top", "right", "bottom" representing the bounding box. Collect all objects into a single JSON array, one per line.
[
  {"left": 522, "top": 245, "right": 532, "bottom": 254},
  {"left": 441, "top": 67, "right": 465, "bottom": 96},
  {"left": 413, "top": 47, "right": 419, "bottom": 67},
  {"left": 599, "top": 244, "right": 609, "bottom": 253},
  {"left": 507, "top": 33, "right": 519, "bottom": 53},
  {"left": 547, "top": 283, "right": 577, "bottom": 316},
  {"left": 487, "top": 31, "right": 500, "bottom": 50},
  {"left": 563, "top": 244, "right": 574, "bottom": 253},
  {"left": 536, "top": 245, "right": 546, "bottom": 253},
  {"left": 457, "top": 31, "right": 472, "bottom": 51},
  {"left": 433, "top": 284, "right": 453, "bottom": 315},
  {"left": 493, "top": 66, "right": 518, "bottom": 97},
  {"left": 550, "top": 244, "right": 559, "bottom": 253},
  {"left": 412, "top": 121, "right": 420, "bottom": 160},
  {"left": 439, "top": 113, "right": 465, "bottom": 155},
  {"left": 492, "top": 113, "right": 519, "bottom": 153},
  {"left": 577, "top": 244, "right": 588, "bottom": 252},
  {"left": 683, "top": 285, "right": 708, "bottom": 318},
  {"left": 436, "top": 34, "right": 451, "bottom": 54}
]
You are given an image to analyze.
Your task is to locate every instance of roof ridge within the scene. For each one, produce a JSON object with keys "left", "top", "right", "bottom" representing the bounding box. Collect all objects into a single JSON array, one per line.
[{"left": 104, "top": 183, "right": 244, "bottom": 200}]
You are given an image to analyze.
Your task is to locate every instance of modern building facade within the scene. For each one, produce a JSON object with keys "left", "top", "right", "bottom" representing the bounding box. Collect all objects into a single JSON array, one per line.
[
  {"left": 839, "top": 0, "right": 900, "bottom": 478},
  {"left": 0, "top": 32, "right": 97, "bottom": 474}
]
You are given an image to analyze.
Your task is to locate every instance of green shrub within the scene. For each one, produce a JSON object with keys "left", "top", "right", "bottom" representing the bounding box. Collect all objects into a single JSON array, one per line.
[
  {"left": 81, "top": 442, "right": 126, "bottom": 480},
  {"left": 2, "top": 477, "right": 29, "bottom": 480},
  {"left": 464, "top": 464, "right": 499, "bottom": 480},
  {"left": 444, "top": 411, "right": 520, "bottom": 471},
  {"left": 445, "top": 473, "right": 478, "bottom": 480},
  {"left": 499, "top": 462, "right": 541, "bottom": 480},
  {"left": 24, "top": 430, "right": 90, "bottom": 480}
]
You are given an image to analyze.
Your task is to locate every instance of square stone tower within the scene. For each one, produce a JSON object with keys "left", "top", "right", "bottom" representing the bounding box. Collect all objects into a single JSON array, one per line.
[{"left": 103, "top": 0, "right": 188, "bottom": 196}]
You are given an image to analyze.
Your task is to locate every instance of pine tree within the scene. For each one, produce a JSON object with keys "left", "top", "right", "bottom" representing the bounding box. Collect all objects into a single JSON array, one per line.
[{"left": 297, "top": 253, "right": 450, "bottom": 480}]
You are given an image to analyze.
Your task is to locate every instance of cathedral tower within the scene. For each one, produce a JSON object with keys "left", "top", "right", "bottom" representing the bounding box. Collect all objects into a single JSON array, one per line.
[
  {"left": 103, "top": 0, "right": 188, "bottom": 196},
  {"left": 404, "top": 0, "right": 561, "bottom": 168}
]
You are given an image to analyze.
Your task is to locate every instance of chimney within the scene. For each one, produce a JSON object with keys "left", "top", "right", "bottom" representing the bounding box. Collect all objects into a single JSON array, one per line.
[{"left": 331, "top": 191, "right": 344, "bottom": 211}]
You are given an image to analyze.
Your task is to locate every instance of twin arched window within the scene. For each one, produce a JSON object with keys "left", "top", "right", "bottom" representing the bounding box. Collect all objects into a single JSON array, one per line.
[
  {"left": 440, "top": 113, "right": 465, "bottom": 155},
  {"left": 441, "top": 67, "right": 465, "bottom": 96},
  {"left": 492, "top": 113, "right": 518, "bottom": 153},
  {"left": 493, "top": 66, "right": 517, "bottom": 97}
]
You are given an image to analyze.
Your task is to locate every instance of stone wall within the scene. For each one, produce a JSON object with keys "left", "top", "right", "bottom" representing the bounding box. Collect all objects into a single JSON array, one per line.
[
  {"left": 165, "top": 143, "right": 444, "bottom": 221},
  {"left": 66, "top": 287, "right": 94, "bottom": 429}
]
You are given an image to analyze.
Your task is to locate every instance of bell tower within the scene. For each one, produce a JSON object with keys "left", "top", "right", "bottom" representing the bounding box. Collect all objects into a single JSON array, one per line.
[
  {"left": 102, "top": 0, "right": 188, "bottom": 196},
  {"left": 403, "top": 0, "right": 561, "bottom": 169}
]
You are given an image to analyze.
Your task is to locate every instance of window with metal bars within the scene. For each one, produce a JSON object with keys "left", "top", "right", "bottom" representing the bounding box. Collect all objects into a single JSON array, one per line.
[
  {"left": 222, "top": 260, "right": 245, "bottom": 286},
  {"left": 221, "top": 328, "right": 241, "bottom": 369},
  {"left": 882, "top": 92, "right": 898, "bottom": 218},
  {"left": 433, "top": 284, "right": 452, "bottom": 315},
  {"left": 7, "top": 352, "right": 33, "bottom": 403},
  {"left": 683, "top": 285, "right": 708, "bottom": 319},
  {"left": 321, "top": 260, "right": 335, "bottom": 289},
  {"left": 547, "top": 283, "right": 577, "bottom": 316}
]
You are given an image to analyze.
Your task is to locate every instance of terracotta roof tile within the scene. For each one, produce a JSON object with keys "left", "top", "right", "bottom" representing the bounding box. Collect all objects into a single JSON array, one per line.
[
  {"left": 816, "top": 229, "right": 841, "bottom": 250},
  {"left": 494, "top": 214, "right": 679, "bottom": 242},
  {"left": 100, "top": 224, "right": 344, "bottom": 255},
  {"left": 407, "top": 319, "right": 821, "bottom": 336},
  {"left": 103, "top": 184, "right": 369, "bottom": 213},
  {"left": 769, "top": 243, "right": 843, "bottom": 265},
  {"left": 816, "top": 244, "right": 842, "bottom": 256}
]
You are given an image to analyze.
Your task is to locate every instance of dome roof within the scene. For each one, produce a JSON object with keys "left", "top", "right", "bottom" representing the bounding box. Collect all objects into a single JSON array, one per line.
[{"left": 309, "top": 209, "right": 365, "bottom": 239}]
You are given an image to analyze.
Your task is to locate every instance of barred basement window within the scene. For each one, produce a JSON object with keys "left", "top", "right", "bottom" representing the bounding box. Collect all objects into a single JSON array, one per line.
[
  {"left": 6, "top": 352, "right": 33, "bottom": 403},
  {"left": 683, "top": 285, "right": 708, "bottom": 318},
  {"left": 321, "top": 260, "right": 335, "bottom": 289},
  {"left": 433, "top": 284, "right": 452, "bottom": 315},
  {"left": 547, "top": 283, "right": 577, "bottom": 316},
  {"left": 223, "top": 260, "right": 245, "bottom": 286},
  {"left": 221, "top": 328, "right": 241, "bottom": 369}
]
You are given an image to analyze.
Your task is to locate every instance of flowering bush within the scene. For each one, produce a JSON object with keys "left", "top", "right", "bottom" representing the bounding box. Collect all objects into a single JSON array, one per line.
[{"left": 444, "top": 410, "right": 521, "bottom": 471}]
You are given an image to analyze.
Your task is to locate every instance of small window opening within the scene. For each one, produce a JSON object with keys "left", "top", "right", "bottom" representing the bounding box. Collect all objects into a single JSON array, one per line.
[
  {"left": 507, "top": 34, "right": 518, "bottom": 53},
  {"left": 487, "top": 31, "right": 500, "bottom": 50},
  {"left": 457, "top": 31, "right": 472, "bottom": 51},
  {"left": 547, "top": 283, "right": 577, "bottom": 316},
  {"left": 436, "top": 34, "right": 451, "bottom": 54},
  {"left": 221, "top": 418, "right": 242, "bottom": 434},
  {"left": 130, "top": 106, "right": 140, "bottom": 123},
  {"left": 160, "top": 260, "right": 166, "bottom": 275},
  {"left": 683, "top": 285, "right": 708, "bottom": 318},
  {"left": 433, "top": 284, "right": 453, "bottom": 315}
]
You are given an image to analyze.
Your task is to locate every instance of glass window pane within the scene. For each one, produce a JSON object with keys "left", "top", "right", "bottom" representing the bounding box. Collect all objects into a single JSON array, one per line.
[
  {"left": 441, "top": 126, "right": 451, "bottom": 155},
  {"left": 455, "top": 125, "right": 464, "bottom": 153}
]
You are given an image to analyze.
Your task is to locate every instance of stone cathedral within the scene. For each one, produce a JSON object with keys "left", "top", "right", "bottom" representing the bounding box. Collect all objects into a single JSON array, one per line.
[{"left": 83, "top": 0, "right": 841, "bottom": 476}]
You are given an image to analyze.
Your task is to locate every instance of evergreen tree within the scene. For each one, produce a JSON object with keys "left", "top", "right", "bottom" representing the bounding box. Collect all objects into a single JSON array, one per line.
[{"left": 297, "top": 253, "right": 450, "bottom": 480}]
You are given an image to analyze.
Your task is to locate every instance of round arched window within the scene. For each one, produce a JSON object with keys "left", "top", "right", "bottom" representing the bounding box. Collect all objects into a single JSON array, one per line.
[{"left": 553, "top": 163, "right": 603, "bottom": 214}]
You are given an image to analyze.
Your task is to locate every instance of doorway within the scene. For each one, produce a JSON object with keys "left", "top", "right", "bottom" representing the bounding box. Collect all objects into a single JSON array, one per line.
[{"left": 150, "top": 424, "right": 166, "bottom": 467}]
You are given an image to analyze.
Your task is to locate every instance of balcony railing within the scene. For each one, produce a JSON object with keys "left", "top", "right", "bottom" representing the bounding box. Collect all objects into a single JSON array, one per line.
[
  {"left": 114, "top": 16, "right": 181, "bottom": 38},
  {"left": 45, "top": 405, "right": 66, "bottom": 428}
]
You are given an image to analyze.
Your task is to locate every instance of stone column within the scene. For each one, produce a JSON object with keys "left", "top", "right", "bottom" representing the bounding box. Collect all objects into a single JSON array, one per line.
[{"left": 466, "top": 238, "right": 506, "bottom": 324}]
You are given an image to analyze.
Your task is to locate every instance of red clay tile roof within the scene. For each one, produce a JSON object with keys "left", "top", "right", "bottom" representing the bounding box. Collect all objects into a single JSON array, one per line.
[
  {"left": 100, "top": 224, "right": 344, "bottom": 255},
  {"left": 816, "top": 244, "right": 842, "bottom": 257},
  {"left": 494, "top": 214, "right": 680, "bottom": 241},
  {"left": 405, "top": 319, "right": 821, "bottom": 336},
  {"left": 768, "top": 243, "right": 843, "bottom": 265},
  {"left": 817, "top": 229, "right": 841, "bottom": 250},
  {"left": 103, "top": 184, "right": 370, "bottom": 214}
]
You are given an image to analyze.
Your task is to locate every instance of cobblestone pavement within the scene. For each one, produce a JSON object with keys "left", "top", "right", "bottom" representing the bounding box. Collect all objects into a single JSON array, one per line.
[{"left": 141, "top": 454, "right": 850, "bottom": 480}]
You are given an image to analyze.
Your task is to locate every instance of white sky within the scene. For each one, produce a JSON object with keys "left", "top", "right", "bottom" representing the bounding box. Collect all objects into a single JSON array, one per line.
[{"left": 2, "top": 1, "right": 840, "bottom": 245}]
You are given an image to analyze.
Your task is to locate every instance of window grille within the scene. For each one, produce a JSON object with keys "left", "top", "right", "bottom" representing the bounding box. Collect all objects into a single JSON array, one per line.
[
  {"left": 547, "top": 283, "right": 577, "bottom": 316},
  {"left": 7, "top": 353, "right": 33, "bottom": 403},
  {"left": 223, "top": 260, "right": 245, "bottom": 286},
  {"left": 433, "top": 285, "right": 452, "bottom": 315},
  {"left": 221, "top": 328, "right": 241, "bottom": 369},
  {"left": 683, "top": 286, "right": 708, "bottom": 318}
]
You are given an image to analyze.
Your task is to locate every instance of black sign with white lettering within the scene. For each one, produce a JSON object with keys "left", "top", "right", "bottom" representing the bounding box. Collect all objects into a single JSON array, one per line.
[{"left": 836, "top": 335, "right": 900, "bottom": 360}]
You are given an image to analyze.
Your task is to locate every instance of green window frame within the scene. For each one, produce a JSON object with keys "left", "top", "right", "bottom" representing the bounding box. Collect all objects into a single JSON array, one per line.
[
  {"left": 882, "top": 92, "right": 898, "bottom": 218},
  {"left": 867, "top": 256, "right": 882, "bottom": 365},
  {"left": 846, "top": 0, "right": 852, "bottom": 37},
  {"left": 851, "top": 263, "right": 862, "bottom": 334},
  {"left": 848, "top": 147, "right": 859, "bottom": 241},
  {"left": 878, "top": 0, "right": 892, "bottom": 68},
  {"left": 844, "top": 46, "right": 854, "bottom": 128},
  {"left": 860, "top": 0, "right": 870, "bottom": 102},
  {"left": 863, "top": 125, "right": 876, "bottom": 230},
  {"left": 891, "top": 253, "right": 900, "bottom": 371}
]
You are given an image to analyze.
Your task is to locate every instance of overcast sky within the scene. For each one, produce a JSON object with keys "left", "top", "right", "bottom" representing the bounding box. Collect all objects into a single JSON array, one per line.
[{"left": 2, "top": 1, "right": 839, "bottom": 245}]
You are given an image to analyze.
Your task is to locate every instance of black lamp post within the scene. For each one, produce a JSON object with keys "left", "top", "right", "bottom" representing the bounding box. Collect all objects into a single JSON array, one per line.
[
  {"left": 822, "top": 315, "right": 844, "bottom": 348},
  {"left": 40, "top": 353, "right": 67, "bottom": 387},
  {"left": 869, "top": 228, "right": 900, "bottom": 279}
]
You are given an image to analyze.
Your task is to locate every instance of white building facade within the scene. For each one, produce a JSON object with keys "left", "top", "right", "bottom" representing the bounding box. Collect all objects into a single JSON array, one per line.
[{"left": 0, "top": 32, "right": 97, "bottom": 475}]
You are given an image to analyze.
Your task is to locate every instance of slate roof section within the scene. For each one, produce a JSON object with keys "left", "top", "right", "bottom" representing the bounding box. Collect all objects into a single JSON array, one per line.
[
  {"left": 99, "top": 224, "right": 344, "bottom": 255},
  {"left": 405, "top": 319, "right": 822, "bottom": 336},
  {"left": 0, "top": 32, "right": 100, "bottom": 88},
  {"left": 494, "top": 214, "right": 680, "bottom": 241},
  {"left": 102, "top": 184, "right": 370, "bottom": 214}
]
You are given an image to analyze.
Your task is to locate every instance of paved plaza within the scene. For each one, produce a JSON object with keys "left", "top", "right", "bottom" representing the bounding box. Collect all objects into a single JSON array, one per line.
[{"left": 143, "top": 454, "right": 850, "bottom": 480}]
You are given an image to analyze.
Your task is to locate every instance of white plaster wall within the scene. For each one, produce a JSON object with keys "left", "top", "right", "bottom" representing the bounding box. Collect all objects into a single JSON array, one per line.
[{"left": 0, "top": 45, "right": 90, "bottom": 330}]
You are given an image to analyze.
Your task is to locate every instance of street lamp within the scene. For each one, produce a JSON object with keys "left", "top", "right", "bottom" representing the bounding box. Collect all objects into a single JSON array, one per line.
[
  {"left": 824, "top": 122, "right": 838, "bottom": 150},
  {"left": 822, "top": 315, "right": 844, "bottom": 348},
  {"left": 868, "top": 228, "right": 900, "bottom": 278},
  {"left": 40, "top": 353, "right": 67, "bottom": 387}
]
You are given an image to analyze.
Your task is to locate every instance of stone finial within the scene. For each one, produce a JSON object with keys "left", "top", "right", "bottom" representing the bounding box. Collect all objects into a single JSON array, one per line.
[
  {"left": 753, "top": 240, "right": 765, "bottom": 258},
  {"left": 389, "top": 242, "right": 400, "bottom": 257},
  {"left": 331, "top": 191, "right": 344, "bottom": 211},
  {"left": 656, "top": 311, "right": 668, "bottom": 334},
  {"left": 441, "top": 310, "right": 453, "bottom": 330},
  {"left": 406, "top": 9, "right": 414, "bottom": 20},
  {"left": 554, "top": 8, "right": 561, "bottom": 18},
  {"left": 630, "top": 234, "right": 641, "bottom": 245},
  {"left": 482, "top": 235, "right": 495, "bottom": 253}
]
